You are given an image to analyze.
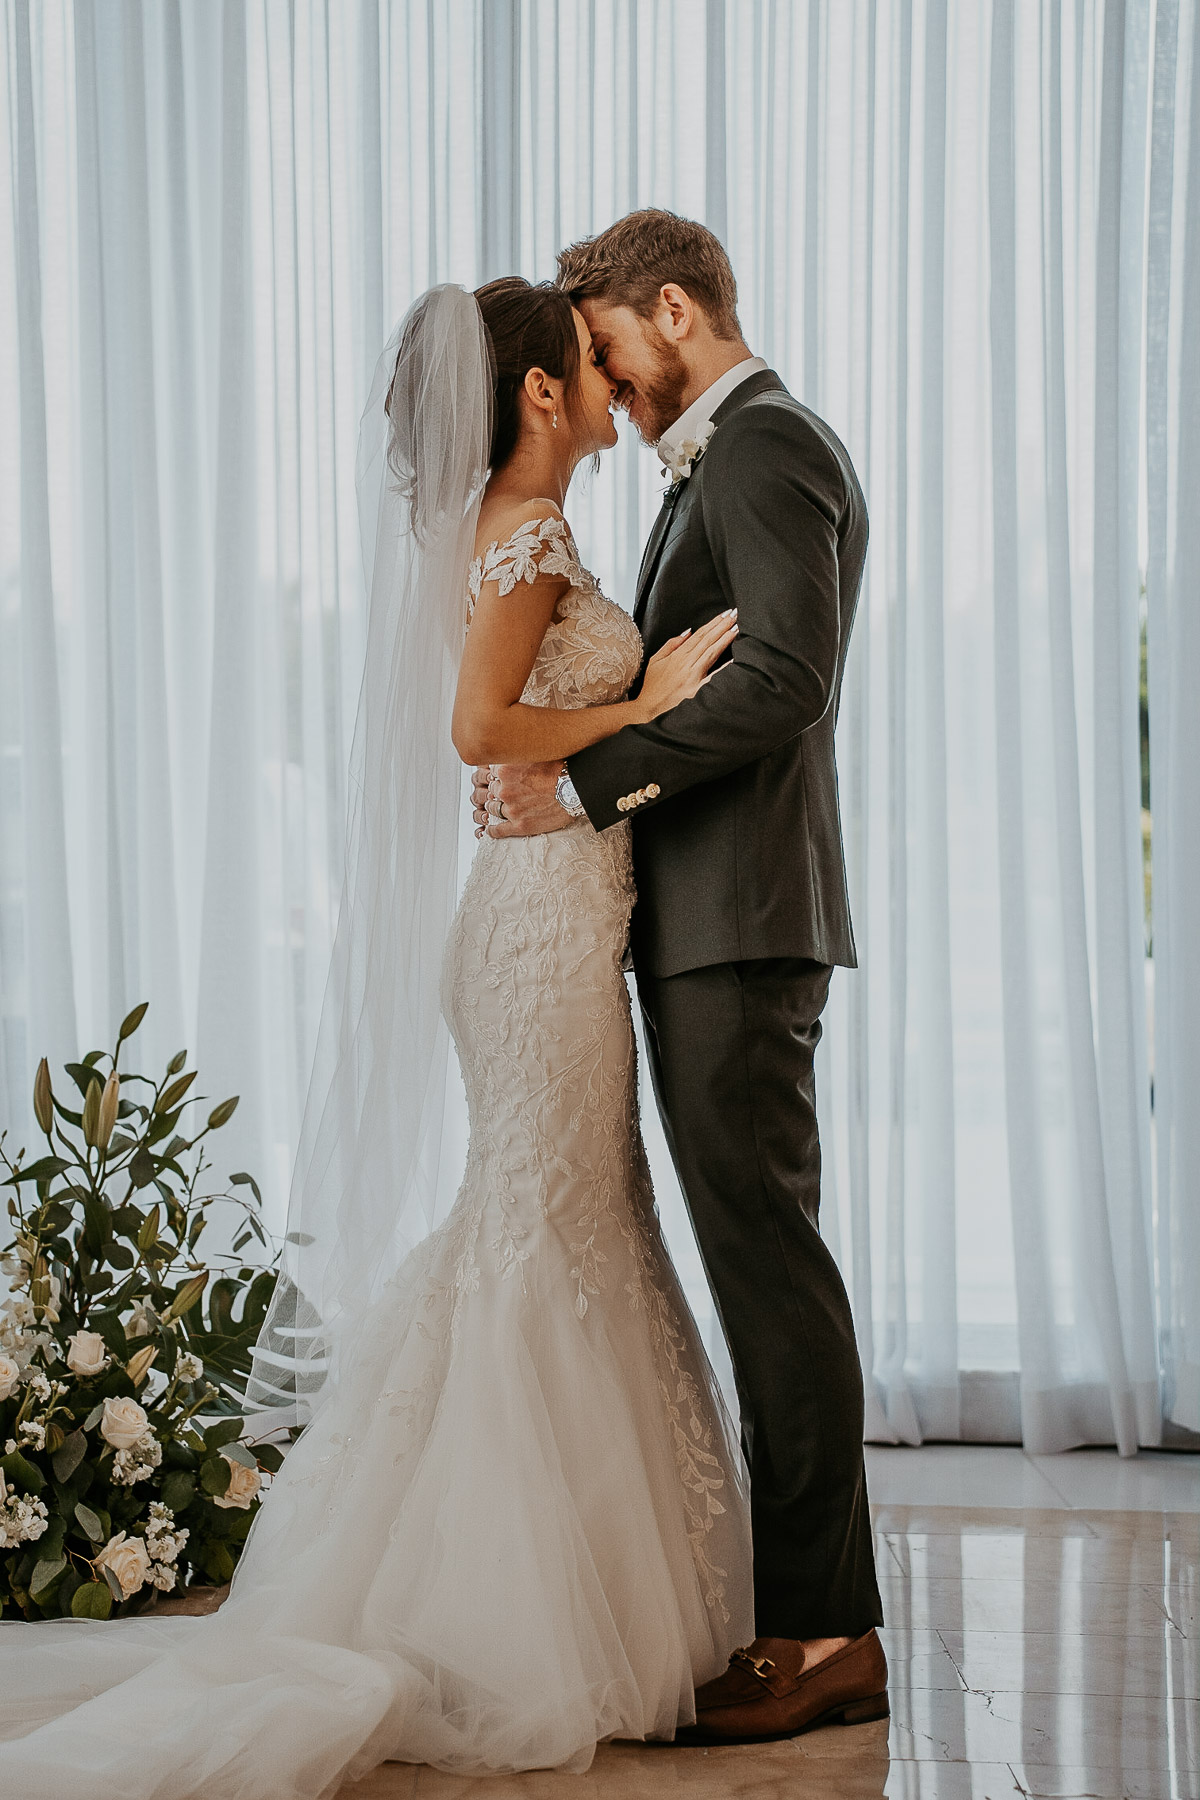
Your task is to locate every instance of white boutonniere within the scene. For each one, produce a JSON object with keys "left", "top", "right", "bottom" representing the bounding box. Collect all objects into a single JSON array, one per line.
[{"left": 661, "top": 421, "right": 716, "bottom": 494}]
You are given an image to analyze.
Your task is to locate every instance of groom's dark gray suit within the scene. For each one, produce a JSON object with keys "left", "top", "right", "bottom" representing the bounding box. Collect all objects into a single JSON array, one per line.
[{"left": 567, "top": 368, "right": 883, "bottom": 1638}]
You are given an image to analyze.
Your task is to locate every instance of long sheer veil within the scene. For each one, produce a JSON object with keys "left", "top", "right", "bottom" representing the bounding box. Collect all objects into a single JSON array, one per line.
[{"left": 246, "top": 285, "right": 492, "bottom": 1423}]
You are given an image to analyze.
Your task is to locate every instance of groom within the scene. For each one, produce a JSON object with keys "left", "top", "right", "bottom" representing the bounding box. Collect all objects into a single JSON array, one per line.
[{"left": 473, "top": 210, "right": 885, "bottom": 1742}]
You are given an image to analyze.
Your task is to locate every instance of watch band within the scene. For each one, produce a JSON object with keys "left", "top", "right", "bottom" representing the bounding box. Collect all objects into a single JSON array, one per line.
[{"left": 555, "top": 763, "right": 586, "bottom": 819}]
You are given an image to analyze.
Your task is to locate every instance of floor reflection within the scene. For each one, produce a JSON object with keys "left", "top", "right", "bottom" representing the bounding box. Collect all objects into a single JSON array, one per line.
[{"left": 342, "top": 1479, "right": 1200, "bottom": 1800}]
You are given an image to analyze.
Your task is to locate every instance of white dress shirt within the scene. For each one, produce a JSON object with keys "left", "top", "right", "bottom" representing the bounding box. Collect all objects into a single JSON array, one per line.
[{"left": 656, "top": 355, "right": 769, "bottom": 472}]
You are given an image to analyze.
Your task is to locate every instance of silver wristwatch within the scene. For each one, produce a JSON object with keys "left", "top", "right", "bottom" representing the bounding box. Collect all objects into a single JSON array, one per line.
[{"left": 555, "top": 762, "right": 587, "bottom": 819}]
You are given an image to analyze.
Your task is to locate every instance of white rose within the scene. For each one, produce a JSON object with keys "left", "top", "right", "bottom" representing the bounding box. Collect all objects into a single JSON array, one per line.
[
  {"left": 99, "top": 1395, "right": 149, "bottom": 1451},
  {"left": 66, "top": 1330, "right": 110, "bottom": 1378},
  {"left": 94, "top": 1531, "right": 151, "bottom": 1600},
  {"left": 0, "top": 1355, "right": 19, "bottom": 1401},
  {"left": 213, "top": 1452, "right": 262, "bottom": 1510}
]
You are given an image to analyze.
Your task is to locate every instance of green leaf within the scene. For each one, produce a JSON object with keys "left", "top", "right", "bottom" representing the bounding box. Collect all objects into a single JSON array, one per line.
[
  {"left": 202, "top": 1416, "right": 244, "bottom": 1452},
  {"left": 207, "top": 1278, "right": 238, "bottom": 1338},
  {"left": 100, "top": 1563, "right": 124, "bottom": 1602},
  {"left": 117, "top": 1001, "right": 149, "bottom": 1042},
  {"left": 1, "top": 1450, "right": 45, "bottom": 1493},
  {"left": 74, "top": 1501, "right": 104, "bottom": 1543},
  {"left": 108, "top": 1243, "right": 135, "bottom": 1269},
  {"left": 30, "top": 1554, "right": 66, "bottom": 1599},
  {"left": 221, "top": 1441, "right": 257, "bottom": 1470},
  {"left": 204, "top": 1541, "right": 236, "bottom": 1584},
  {"left": 231, "top": 1229, "right": 252, "bottom": 1254},
  {"left": 39, "top": 1513, "right": 66, "bottom": 1562},
  {"left": 64, "top": 1061, "right": 103, "bottom": 1101},
  {"left": 137, "top": 1205, "right": 161, "bottom": 1251},
  {"left": 199, "top": 1456, "right": 232, "bottom": 1498},
  {"left": 71, "top": 1580, "right": 113, "bottom": 1620},
  {"left": 82, "top": 1194, "right": 112, "bottom": 1254},
  {"left": 159, "top": 1470, "right": 196, "bottom": 1514},
  {"left": 254, "top": 1443, "right": 285, "bottom": 1474},
  {"left": 83, "top": 1402, "right": 105, "bottom": 1431},
  {"left": 51, "top": 1430, "right": 88, "bottom": 1483},
  {"left": 57, "top": 1566, "right": 82, "bottom": 1615},
  {"left": 12, "top": 1155, "right": 70, "bottom": 1184},
  {"left": 129, "top": 1147, "right": 157, "bottom": 1189},
  {"left": 285, "top": 1230, "right": 315, "bottom": 1247},
  {"left": 230, "top": 1171, "right": 263, "bottom": 1206}
]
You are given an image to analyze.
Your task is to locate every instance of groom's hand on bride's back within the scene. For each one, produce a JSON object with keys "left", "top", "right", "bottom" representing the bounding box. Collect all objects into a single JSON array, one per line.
[{"left": 471, "top": 762, "right": 572, "bottom": 838}]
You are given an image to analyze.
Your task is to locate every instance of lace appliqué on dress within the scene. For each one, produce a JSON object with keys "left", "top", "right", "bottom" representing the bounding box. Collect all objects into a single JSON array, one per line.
[{"left": 467, "top": 513, "right": 583, "bottom": 613}]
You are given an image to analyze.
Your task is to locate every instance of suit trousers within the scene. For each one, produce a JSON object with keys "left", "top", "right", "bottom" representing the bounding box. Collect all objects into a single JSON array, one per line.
[{"left": 635, "top": 956, "right": 883, "bottom": 1639}]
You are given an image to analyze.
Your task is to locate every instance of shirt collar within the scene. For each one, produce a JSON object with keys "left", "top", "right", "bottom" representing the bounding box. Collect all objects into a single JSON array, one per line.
[{"left": 657, "top": 356, "right": 769, "bottom": 472}]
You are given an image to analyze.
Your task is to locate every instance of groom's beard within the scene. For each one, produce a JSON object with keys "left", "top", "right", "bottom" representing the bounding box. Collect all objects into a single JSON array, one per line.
[{"left": 624, "top": 337, "right": 690, "bottom": 448}]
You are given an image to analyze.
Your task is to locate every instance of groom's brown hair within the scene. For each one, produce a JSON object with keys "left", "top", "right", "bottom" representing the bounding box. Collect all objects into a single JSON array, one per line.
[{"left": 556, "top": 209, "right": 742, "bottom": 341}]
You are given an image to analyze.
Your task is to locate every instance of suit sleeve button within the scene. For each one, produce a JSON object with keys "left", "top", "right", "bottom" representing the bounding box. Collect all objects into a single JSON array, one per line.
[{"left": 646, "top": 783, "right": 660, "bottom": 798}]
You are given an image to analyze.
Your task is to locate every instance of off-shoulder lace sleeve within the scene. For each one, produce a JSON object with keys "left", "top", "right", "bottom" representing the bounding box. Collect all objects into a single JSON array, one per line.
[{"left": 467, "top": 513, "right": 583, "bottom": 613}]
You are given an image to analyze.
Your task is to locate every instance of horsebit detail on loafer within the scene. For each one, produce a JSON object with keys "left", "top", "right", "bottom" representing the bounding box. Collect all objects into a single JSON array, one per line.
[{"left": 729, "top": 1647, "right": 778, "bottom": 1685}]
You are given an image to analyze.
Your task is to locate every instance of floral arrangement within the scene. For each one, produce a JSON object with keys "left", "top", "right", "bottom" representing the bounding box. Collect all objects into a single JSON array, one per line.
[{"left": 0, "top": 1002, "right": 283, "bottom": 1619}]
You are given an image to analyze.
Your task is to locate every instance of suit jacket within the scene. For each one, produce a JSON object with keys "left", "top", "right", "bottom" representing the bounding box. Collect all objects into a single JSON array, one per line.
[{"left": 567, "top": 369, "right": 865, "bottom": 980}]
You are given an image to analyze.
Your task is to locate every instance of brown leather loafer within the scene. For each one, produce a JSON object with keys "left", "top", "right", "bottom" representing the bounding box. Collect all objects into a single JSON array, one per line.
[{"left": 676, "top": 1629, "right": 889, "bottom": 1745}]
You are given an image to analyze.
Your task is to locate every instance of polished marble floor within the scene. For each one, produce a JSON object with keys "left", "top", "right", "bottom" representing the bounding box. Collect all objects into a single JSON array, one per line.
[{"left": 338, "top": 1447, "right": 1199, "bottom": 1800}]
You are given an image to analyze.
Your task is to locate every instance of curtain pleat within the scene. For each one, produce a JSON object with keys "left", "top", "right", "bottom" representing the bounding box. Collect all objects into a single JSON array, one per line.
[{"left": 1, "top": 0, "right": 1195, "bottom": 1452}]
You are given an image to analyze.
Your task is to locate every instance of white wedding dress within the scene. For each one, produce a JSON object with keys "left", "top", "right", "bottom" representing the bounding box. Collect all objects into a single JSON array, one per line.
[{"left": 0, "top": 516, "right": 752, "bottom": 1798}]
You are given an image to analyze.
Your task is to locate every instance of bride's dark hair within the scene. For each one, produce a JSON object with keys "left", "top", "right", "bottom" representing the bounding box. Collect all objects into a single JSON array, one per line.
[{"left": 473, "top": 276, "right": 583, "bottom": 470}]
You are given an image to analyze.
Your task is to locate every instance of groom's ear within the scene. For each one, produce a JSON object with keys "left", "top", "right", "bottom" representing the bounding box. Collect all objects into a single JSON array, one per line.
[{"left": 655, "top": 284, "right": 697, "bottom": 343}]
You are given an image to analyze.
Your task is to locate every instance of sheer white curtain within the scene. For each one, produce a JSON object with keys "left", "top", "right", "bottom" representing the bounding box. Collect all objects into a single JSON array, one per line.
[{"left": 1, "top": 0, "right": 1195, "bottom": 1453}]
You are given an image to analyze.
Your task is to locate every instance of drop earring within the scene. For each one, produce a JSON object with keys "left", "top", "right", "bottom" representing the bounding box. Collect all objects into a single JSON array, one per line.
[{"left": 552, "top": 410, "right": 559, "bottom": 430}]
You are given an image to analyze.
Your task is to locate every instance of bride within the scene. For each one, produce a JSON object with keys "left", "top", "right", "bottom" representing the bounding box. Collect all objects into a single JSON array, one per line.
[{"left": 0, "top": 280, "right": 753, "bottom": 1795}]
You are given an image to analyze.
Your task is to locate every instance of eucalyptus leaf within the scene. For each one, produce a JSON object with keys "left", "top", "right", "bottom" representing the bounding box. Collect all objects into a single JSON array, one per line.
[
  {"left": 83, "top": 1402, "right": 105, "bottom": 1431},
  {"left": 30, "top": 1553, "right": 67, "bottom": 1599},
  {"left": 100, "top": 1563, "right": 124, "bottom": 1602},
  {"left": 51, "top": 1430, "right": 88, "bottom": 1483},
  {"left": 221, "top": 1441, "right": 257, "bottom": 1470},
  {"left": 71, "top": 1579, "right": 113, "bottom": 1619},
  {"left": 202, "top": 1416, "right": 244, "bottom": 1452},
  {"left": 160, "top": 1469, "right": 196, "bottom": 1514},
  {"left": 199, "top": 1456, "right": 232, "bottom": 1498},
  {"left": 74, "top": 1501, "right": 104, "bottom": 1543}
]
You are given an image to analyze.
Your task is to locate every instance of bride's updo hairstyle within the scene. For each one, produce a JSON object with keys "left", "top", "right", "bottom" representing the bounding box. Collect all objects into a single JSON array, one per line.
[{"left": 473, "top": 276, "right": 585, "bottom": 471}]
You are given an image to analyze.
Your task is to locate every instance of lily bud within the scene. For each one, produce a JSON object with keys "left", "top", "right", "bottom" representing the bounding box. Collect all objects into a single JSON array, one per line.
[
  {"left": 33, "top": 1058, "right": 53, "bottom": 1135},
  {"left": 97, "top": 1071, "right": 120, "bottom": 1151},
  {"left": 162, "top": 1270, "right": 208, "bottom": 1324},
  {"left": 81, "top": 1076, "right": 102, "bottom": 1148},
  {"left": 125, "top": 1343, "right": 158, "bottom": 1387}
]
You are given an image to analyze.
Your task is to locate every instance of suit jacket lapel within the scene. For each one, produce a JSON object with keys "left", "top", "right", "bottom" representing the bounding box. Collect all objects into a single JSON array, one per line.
[
  {"left": 633, "top": 371, "right": 786, "bottom": 630},
  {"left": 633, "top": 484, "right": 680, "bottom": 627}
]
